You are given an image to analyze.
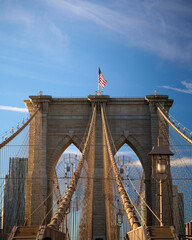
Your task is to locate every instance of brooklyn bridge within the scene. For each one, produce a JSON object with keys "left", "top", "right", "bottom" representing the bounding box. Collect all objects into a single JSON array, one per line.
[{"left": 0, "top": 93, "right": 192, "bottom": 240}]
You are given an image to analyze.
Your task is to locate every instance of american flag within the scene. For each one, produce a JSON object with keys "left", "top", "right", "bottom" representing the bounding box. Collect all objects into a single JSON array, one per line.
[{"left": 98, "top": 68, "right": 107, "bottom": 89}]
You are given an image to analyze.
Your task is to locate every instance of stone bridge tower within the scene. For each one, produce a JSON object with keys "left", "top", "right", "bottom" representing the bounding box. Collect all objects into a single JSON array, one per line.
[{"left": 24, "top": 94, "right": 173, "bottom": 231}]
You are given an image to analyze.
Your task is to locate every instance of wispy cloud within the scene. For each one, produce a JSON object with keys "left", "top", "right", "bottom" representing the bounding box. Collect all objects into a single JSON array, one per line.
[
  {"left": 49, "top": 23, "right": 66, "bottom": 42},
  {"left": 115, "top": 151, "right": 137, "bottom": 156},
  {"left": 1, "top": 0, "right": 192, "bottom": 65},
  {"left": 43, "top": 0, "right": 192, "bottom": 63},
  {"left": 0, "top": 2, "right": 70, "bottom": 64},
  {"left": 0, "top": 105, "right": 28, "bottom": 113},
  {"left": 64, "top": 149, "right": 81, "bottom": 156},
  {"left": 162, "top": 81, "right": 192, "bottom": 94},
  {"left": 0, "top": 3, "right": 34, "bottom": 27},
  {"left": 115, "top": 153, "right": 142, "bottom": 168},
  {"left": 171, "top": 157, "right": 192, "bottom": 167},
  {"left": 122, "top": 161, "right": 142, "bottom": 168}
]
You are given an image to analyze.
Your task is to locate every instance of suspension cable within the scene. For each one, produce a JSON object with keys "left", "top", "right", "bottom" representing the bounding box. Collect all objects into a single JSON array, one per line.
[
  {"left": 40, "top": 178, "right": 67, "bottom": 227},
  {"left": 48, "top": 104, "right": 96, "bottom": 229},
  {"left": 157, "top": 103, "right": 192, "bottom": 145},
  {"left": 101, "top": 104, "right": 141, "bottom": 230},
  {"left": 135, "top": 170, "right": 144, "bottom": 208},
  {"left": 0, "top": 107, "right": 40, "bottom": 149},
  {"left": 158, "top": 107, "right": 192, "bottom": 223},
  {"left": 102, "top": 103, "right": 161, "bottom": 225},
  {"left": 24, "top": 105, "right": 95, "bottom": 226},
  {"left": 121, "top": 161, "right": 161, "bottom": 224},
  {"left": 24, "top": 175, "right": 66, "bottom": 225}
]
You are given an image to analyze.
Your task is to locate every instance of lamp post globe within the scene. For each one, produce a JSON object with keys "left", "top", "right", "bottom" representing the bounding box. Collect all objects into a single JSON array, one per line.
[{"left": 148, "top": 136, "right": 174, "bottom": 227}]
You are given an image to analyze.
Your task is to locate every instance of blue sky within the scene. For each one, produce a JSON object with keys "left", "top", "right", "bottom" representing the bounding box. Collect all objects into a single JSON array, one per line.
[{"left": 0, "top": 0, "right": 192, "bottom": 134}]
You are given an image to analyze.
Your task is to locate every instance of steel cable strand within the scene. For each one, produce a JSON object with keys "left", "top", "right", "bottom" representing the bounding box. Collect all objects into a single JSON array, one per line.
[
  {"left": 157, "top": 103, "right": 192, "bottom": 225},
  {"left": 2, "top": 111, "right": 43, "bottom": 228},
  {"left": 1, "top": 116, "right": 32, "bottom": 229},
  {"left": 41, "top": 170, "right": 80, "bottom": 232},
  {"left": 119, "top": 158, "right": 161, "bottom": 225},
  {"left": 135, "top": 171, "right": 144, "bottom": 209},
  {"left": 157, "top": 112, "right": 176, "bottom": 225},
  {"left": 103, "top": 105, "right": 141, "bottom": 193},
  {"left": 24, "top": 172, "right": 67, "bottom": 225},
  {"left": 101, "top": 104, "right": 140, "bottom": 230},
  {"left": 157, "top": 102, "right": 192, "bottom": 139},
  {"left": 14, "top": 127, "right": 29, "bottom": 158},
  {"left": 159, "top": 111, "right": 192, "bottom": 178},
  {"left": 159, "top": 111, "right": 192, "bottom": 179},
  {"left": 79, "top": 103, "right": 96, "bottom": 153},
  {"left": 114, "top": 158, "right": 142, "bottom": 228},
  {"left": 48, "top": 105, "right": 96, "bottom": 229},
  {"left": 104, "top": 126, "right": 139, "bottom": 231},
  {"left": 123, "top": 190, "right": 145, "bottom": 227},
  {"left": 78, "top": 171, "right": 91, "bottom": 238},
  {"left": 0, "top": 107, "right": 40, "bottom": 149},
  {"left": 157, "top": 103, "right": 192, "bottom": 205},
  {"left": 48, "top": 147, "right": 89, "bottom": 228},
  {"left": 42, "top": 172, "right": 81, "bottom": 231},
  {"left": 0, "top": 113, "right": 29, "bottom": 139},
  {"left": 26, "top": 105, "right": 95, "bottom": 227},
  {"left": 103, "top": 142, "right": 111, "bottom": 239},
  {"left": 164, "top": 136, "right": 192, "bottom": 222},
  {"left": 54, "top": 170, "right": 62, "bottom": 207},
  {"left": 79, "top": 138, "right": 95, "bottom": 239},
  {"left": 1, "top": 135, "right": 28, "bottom": 232},
  {"left": 79, "top": 196, "right": 89, "bottom": 239},
  {"left": 160, "top": 131, "right": 191, "bottom": 223},
  {"left": 158, "top": 109, "right": 192, "bottom": 222},
  {"left": 102, "top": 104, "right": 162, "bottom": 226},
  {"left": 157, "top": 103, "right": 192, "bottom": 145},
  {"left": 103, "top": 143, "right": 118, "bottom": 239}
]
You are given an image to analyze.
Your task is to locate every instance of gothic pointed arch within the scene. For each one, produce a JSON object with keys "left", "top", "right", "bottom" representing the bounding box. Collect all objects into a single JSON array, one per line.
[
  {"left": 115, "top": 134, "right": 150, "bottom": 171},
  {"left": 48, "top": 134, "right": 82, "bottom": 178}
]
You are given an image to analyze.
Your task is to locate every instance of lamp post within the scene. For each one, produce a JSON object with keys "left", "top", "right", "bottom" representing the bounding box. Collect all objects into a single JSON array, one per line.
[
  {"left": 116, "top": 208, "right": 123, "bottom": 239},
  {"left": 148, "top": 136, "right": 174, "bottom": 227}
]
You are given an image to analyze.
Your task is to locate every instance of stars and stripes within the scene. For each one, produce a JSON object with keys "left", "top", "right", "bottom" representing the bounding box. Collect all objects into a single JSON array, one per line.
[{"left": 98, "top": 68, "right": 107, "bottom": 89}]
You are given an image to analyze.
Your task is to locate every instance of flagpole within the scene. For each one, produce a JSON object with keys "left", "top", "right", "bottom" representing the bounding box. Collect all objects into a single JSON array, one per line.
[{"left": 98, "top": 65, "right": 100, "bottom": 95}]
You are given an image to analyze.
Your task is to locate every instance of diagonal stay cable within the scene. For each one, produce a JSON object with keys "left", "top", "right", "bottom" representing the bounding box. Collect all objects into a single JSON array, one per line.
[
  {"left": 48, "top": 104, "right": 96, "bottom": 229},
  {"left": 24, "top": 105, "right": 95, "bottom": 226},
  {"left": 101, "top": 104, "right": 141, "bottom": 230},
  {"left": 102, "top": 103, "right": 161, "bottom": 225}
]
